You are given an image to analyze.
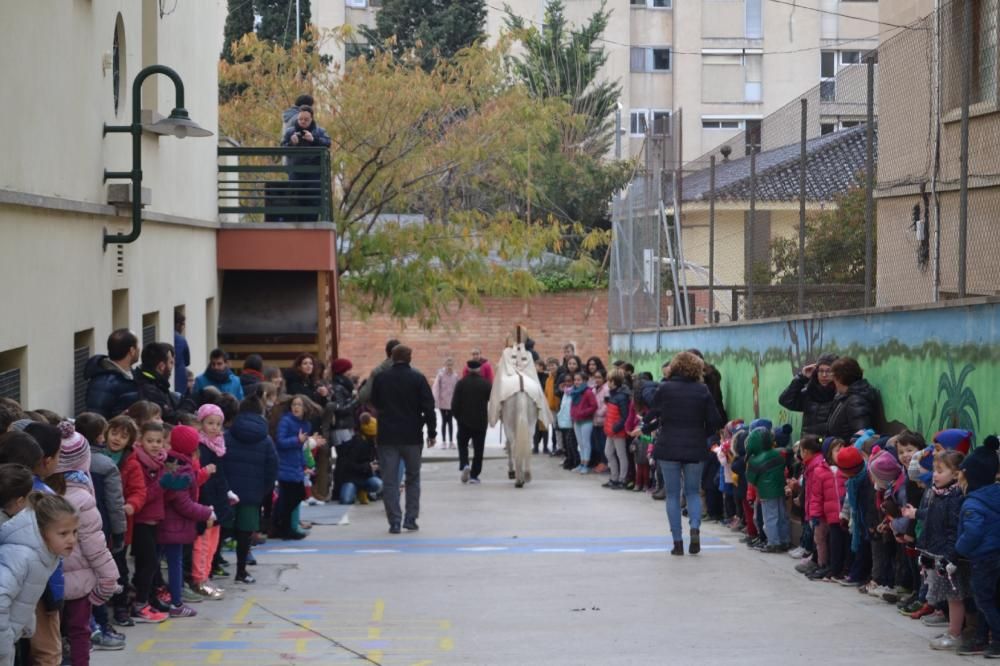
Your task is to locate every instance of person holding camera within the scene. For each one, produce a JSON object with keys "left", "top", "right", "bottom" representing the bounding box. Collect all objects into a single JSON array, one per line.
[{"left": 280, "top": 105, "right": 331, "bottom": 221}]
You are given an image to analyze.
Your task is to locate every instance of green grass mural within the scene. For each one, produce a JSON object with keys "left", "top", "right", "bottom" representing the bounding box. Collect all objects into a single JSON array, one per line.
[{"left": 615, "top": 302, "right": 1000, "bottom": 443}]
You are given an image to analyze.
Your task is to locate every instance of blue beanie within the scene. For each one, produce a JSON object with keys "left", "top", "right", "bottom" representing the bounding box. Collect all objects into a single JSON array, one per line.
[
  {"left": 774, "top": 424, "right": 793, "bottom": 449},
  {"left": 821, "top": 436, "right": 838, "bottom": 458},
  {"left": 749, "top": 418, "right": 773, "bottom": 432},
  {"left": 853, "top": 429, "right": 877, "bottom": 450}
]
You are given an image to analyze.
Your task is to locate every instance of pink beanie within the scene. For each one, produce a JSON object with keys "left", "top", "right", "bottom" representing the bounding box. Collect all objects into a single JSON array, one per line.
[
  {"left": 197, "top": 404, "right": 224, "bottom": 422},
  {"left": 868, "top": 449, "right": 902, "bottom": 483},
  {"left": 55, "top": 421, "right": 91, "bottom": 473}
]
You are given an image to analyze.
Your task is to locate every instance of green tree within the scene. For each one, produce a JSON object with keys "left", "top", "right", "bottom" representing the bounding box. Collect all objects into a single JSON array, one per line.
[
  {"left": 360, "top": 0, "right": 487, "bottom": 72},
  {"left": 769, "top": 182, "right": 872, "bottom": 285},
  {"left": 222, "top": 0, "right": 256, "bottom": 63},
  {"left": 257, "top": 0, "right": 311, "bottom": 50},
  {"left": 504, "top": 0, "right": 621, "bottom": 157}
]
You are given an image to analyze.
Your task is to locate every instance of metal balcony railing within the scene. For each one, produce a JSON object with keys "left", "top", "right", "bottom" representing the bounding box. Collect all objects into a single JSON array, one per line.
[{"left": 218, "top": 146, "right": 333, "bottom": 222}]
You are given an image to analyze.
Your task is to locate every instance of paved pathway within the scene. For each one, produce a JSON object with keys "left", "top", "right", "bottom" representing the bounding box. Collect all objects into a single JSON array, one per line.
[{"left": 99, "top": 454, "right": 969, "bottom": 665}]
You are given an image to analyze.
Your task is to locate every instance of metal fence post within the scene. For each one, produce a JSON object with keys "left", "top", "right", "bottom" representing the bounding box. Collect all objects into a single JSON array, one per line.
[
  {"left": 798, "top": 98, "right": 807, "bottom": 313},
  {"left": 747, "top": 150, "right": 756, "bottom": 319},
  {"left": 958, "top": 0, "right": 972, "bottom": 298},
  {"left": 864, "top": 53, "right": 876, "bottom": 308},
  {"left": 709, "top": 155, "right": 716, "bottom": 325}
]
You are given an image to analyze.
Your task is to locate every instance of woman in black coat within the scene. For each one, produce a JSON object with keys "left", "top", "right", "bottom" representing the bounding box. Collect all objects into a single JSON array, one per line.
[
  {"left": 778, "top": 353, "right": 838, "bottom": 438},
  {"left": 648, "top": 351, "right": 723, "bottom": 557},
  {"left": 284, "top": 353, "right": 330, "bottom": 407},
  {"left": 825, "top": 357, "right": 880, "bottom": 440}
]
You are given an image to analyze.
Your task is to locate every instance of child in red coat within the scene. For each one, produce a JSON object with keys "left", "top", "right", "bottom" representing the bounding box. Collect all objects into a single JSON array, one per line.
[
  {"left": 131, "top": 422, "right": 168, "bottom": 624},
  {"left": 104, "top": 415, "right": 146, "bottom": 626},
  {"left": 801, "top": 435, "right": 841, "bottom": 579}
]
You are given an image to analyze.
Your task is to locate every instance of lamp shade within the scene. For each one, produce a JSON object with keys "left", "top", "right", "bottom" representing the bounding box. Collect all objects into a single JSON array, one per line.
[{"left": 146, "top": 107, "right": 213, "bottom": 139}]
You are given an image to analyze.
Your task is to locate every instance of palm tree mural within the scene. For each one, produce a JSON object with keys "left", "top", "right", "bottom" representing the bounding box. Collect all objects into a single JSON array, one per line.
[{"left": 937, "top": 359, "right": 979, "bottom": 434}]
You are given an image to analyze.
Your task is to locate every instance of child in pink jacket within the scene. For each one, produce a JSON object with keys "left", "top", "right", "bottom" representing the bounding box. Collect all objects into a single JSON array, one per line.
[
  {"left": 51, "top": 423, "right": 121, "bottom": 666},
  {"left": 801, "top": 435, "right": 842, "bottom": 580}
]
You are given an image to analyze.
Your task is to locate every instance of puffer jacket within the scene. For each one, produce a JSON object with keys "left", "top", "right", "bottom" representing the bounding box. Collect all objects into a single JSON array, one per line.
[
  {"left": 569, "top": 387, "right": 598, "bottom": 422},
  {"left": 803, "top": 454, "right": 840, "bottom": 524},
  {"left": 955, "top": 483, "right": 1000, "bottom": 561},
  {"left": 649, "top": 376, "right": 723, "bottom": 464},
  {"left": 194, "top": 368, "right": 244, "bottom": 400},
  {"left": 746, "top": 430, "right": 787, "bottom": 500},
  {"left": 603, "top": 387, "right": 630, "bottom": 438},
  {"left": 826, "top": 379, "right": 880, "bottom": 440},
  {"left": 158, "top": 453, "right": 212, "bottom": 545},
  {"left": 89, "top": 445, "right": 126, "bottom": 540},
  {"left": 83, "top": 355, "right": 138, "bottom": 419},
  {"left": 592, "top": 383, "right": 610, "bottom": 427},
  {"left": 117, "top": 450, "right": 147, "bottom": 545},
  {"left": 276, "top": 412, "right": 312, "bottom": 483},
  {"left": 133, "top": 448, "right": 165, "bottom": 525},
  {"left": 62, "top": 473, "right": 119, "bottom": 602},
  {"left": 915, "top": 482, "right": 964, "bottom": 561},
  {"left": 224, "top": 412, "right": 279, "bottom": 506},
  {"left": 778, "top": 373, "right": 836, "bottom": 437},
  {"left": 0, "top": 508, "right": 60, "bottom": 665},
  {"left": 197, "top": 441, "right": 233, "bottom": 526},
  {"left": 431, "top": 369, "right": 459, "bottom": 410}
]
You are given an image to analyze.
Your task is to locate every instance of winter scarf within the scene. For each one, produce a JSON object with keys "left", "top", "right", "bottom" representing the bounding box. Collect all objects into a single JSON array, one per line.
[
  {"left": 569, "top": 384, "right": 589, "bottom": 405},
  {"left": 203, "top": 366, "right": 232, "bottom": 385},
  {"left": 846, "top": 462, "right": 869, "bottom": 553},
  {"left": 134, "top": 445, "right": 166, "bottom": 472},
  {"left": 199, "top": 432, "right": 226, "bottom": 458}
]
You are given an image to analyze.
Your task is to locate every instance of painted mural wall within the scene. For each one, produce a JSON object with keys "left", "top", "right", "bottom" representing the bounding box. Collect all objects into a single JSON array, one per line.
[{"left": 612, "top": 299, "right": 1000, "bottom": 442}]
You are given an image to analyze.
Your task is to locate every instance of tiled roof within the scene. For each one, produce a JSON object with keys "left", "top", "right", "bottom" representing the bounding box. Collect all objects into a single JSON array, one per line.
[{"left": 661, "top": 124, "right": 877, "bottom": 204}]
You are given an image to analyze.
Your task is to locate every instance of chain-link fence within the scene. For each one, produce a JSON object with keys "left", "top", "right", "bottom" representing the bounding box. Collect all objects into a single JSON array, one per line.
[{"left": 609, "top": 0, "right": 1000, "bottom": 333}]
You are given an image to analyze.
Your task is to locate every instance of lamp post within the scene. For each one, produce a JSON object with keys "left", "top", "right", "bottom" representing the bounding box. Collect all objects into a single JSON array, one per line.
[{"left": 103, "top": 64, "right": 212, "bottom": 249}]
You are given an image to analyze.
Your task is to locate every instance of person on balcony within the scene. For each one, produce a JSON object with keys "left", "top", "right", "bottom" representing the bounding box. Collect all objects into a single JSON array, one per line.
[{"left": 280, "top": 105, "right": 331, "bottom": 221}]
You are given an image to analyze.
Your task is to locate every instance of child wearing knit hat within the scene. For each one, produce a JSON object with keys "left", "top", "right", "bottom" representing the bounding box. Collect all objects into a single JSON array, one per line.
[
  {"left": 863, "top": 450, "right": 908, "bottom": 600},
  {"left": 189, "top": 405, "right": 231, "bottom": 601},
  {"left": 955, "top": 436, "right": 1000, "bottom": 657}
]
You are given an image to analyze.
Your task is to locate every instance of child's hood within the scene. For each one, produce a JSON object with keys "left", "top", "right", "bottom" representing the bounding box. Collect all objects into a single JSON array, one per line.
[
  {"left": 966, "top": 483, "right": 1000, "bottom": 520},
  {"left": 0, "top": 509, "right": 57, "bottom": 567}
]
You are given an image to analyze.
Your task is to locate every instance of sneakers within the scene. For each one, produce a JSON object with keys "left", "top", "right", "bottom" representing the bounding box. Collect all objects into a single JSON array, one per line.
[
  {"left": 461, "top": 465, "right": 471, "bottom": 484},
  {"left": 593, "top": 463, "right": 608, "bottom": 474},
  {"left": 795, "top": 560, "right": 819, "bottom": 575},
  {"left": 651, "top": 488, "right": 666, "bottom": 500},
  {"left": 577, "top": 465, "right": 591, "bottom": 475},
  {"left": 212, "top": 564, "right": 229, "bottom": 577},
  {"left": 898, "top": 599, "right": 924, "bottom": 615},
  {"left": 468, "top": 478, "right": 481, "bottom": 485},
  {"left": 930, "top": 633, "right": 961, "bottom": 650},
  {"left": 131, "top": 604, "right": 168, "bottom": 624},
  {"left": 91, "top": 628, "right": 126, "bottom": 651},
  {"left": 306, "top": 497, "right": 324, "bottom": 506},
  {"left": 807, "top": 566, "right": 831, "bottom": 580},
  {"left": 837, "top": 577, "right": 863, "bottom": 587},
  {"left": 908, "top": 603, "right": 935, "bottom": 620},
  {"left": 867, "top": 584, "right": 894, "bottom": 598},
  {"left": 181, "top": 587, "right": 203, "bottom": 604},
  {"left": 922, "top": 611, "right": 949, "bottom": 626},
  {"left": 788, "top": 546, "right": 807, "bottom": 559},
  {"left": 235, "top": 572, "right": 256, "bottom": 584},
  {"left": 169, "top": 603, "right": 198, "bottom": 618},
  {"left": 149, "top": 596, "right": 172, "bottom": 613},
  {"left": 112, "top": 607, "right": 135, "bottom": 627},
  {"left": 191, "top": 582, "right": 225, "bottom": 600},
  {"left": 985, "top": 644, "right": 1000, "bottom": 658},
  {"left": 957, "top": 641, "right": 987, "bottom": 656}
]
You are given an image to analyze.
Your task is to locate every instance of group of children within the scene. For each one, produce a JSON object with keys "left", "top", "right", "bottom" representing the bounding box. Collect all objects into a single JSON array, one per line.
[{"left": 715, "top": 420, "right": 1000, "bottom": 657}]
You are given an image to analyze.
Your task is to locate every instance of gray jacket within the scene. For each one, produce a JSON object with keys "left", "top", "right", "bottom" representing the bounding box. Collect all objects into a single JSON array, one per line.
[
  {"left": 89, "top": 448, "right": 127, "bottom": 538},
  {"left": 0, "top": 509, "right": 60, "bottom": 665}
]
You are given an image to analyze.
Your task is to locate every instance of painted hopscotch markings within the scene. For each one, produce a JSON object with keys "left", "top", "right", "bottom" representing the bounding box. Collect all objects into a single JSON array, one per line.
[
  {"left": 254, "top": 535, "right": 735, "bottom": 557},
  {"left": 133, "top": 595, "right": 454, "bottom": 665}
]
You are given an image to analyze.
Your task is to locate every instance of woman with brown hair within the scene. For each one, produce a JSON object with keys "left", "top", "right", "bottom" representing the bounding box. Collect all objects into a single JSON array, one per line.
[
  {"left": 648, "top": 351, "right": 724, "bottom": 557},
  {"left": 284, "top": 353, "right": 330, "bottom": 407}
]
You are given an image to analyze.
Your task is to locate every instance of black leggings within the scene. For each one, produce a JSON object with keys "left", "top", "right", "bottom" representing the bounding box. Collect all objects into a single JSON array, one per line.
[
  {"left": 440, "top": 409, "right": 454, "bottom": 442},
  {"left": 131, "top": 523, "right": 158, "bottom": 605},
  {"left": 274, "top": 480, "right": 305, "bottom": 537},
  {"left": 236, "top": 530, "right": 253, "bottom": 577}
]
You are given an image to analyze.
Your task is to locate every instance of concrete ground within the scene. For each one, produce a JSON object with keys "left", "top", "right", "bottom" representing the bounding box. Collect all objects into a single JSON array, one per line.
[{"left": 100, "top": 452, "right": 972, "bottom": 666}]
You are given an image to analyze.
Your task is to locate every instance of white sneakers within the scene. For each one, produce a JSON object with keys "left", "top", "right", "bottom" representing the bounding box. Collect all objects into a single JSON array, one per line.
[{"left": 461, "top": 465, "right": 471, "bottom": 483}]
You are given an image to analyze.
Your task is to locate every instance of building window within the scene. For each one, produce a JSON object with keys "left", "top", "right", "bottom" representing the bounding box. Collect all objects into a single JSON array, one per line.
[
  {"left": 745, "top": 119, "right": 762, "bottom": 154},
  {"left": 631, "top": 0, "right": 672, "bottom": 7},
  {"left": 702, "top": 119, "right": 743, "bottom": 130},
  {"left": 630, "top": 109, "right": 649, "bottom": 136},
  {"left": 631, "top": 47, "right": 671, "bottom": 73},
  {"left": 651, "top": 110, "right": 672, "bottom": 135},
  {"left": 142, "top": 312, "right": 158, "bottom": 347},
  {"left": 820, "top": 50, "right": 836, "bottom": 101},
  {"left": 945, "top": 0, "right": 999, "bottom": 110},
  {"left": 745, "top": 0, "right": 763, "bottom": 39},
  {"left": 840, "top": 120, "right": 862, "bottom": 129},
  {"left": 113, "top": 14, "right": 126, "bottom": 117},
  {"left": 0, "top": 347, "right": 26, "bottom": 403},
  {"left": 821, "top": 122, "right": 836, "bottom": 135},
  {"left": 73, "top": 330, "right": 94, "bottom": 417},
  {"left": 345, "top": 0, "right": 366, "bottom": 7},
  {"left": 744, "top": 54, "right": 763, "bottom": 102},
  {"left": 840, "top": 50, "right": 862, "bottom": 65}
]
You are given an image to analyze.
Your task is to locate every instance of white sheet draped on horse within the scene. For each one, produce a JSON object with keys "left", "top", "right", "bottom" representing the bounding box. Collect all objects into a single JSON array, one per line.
[{"left": 487, "top": 330, "right": 552, "bottom": 487}]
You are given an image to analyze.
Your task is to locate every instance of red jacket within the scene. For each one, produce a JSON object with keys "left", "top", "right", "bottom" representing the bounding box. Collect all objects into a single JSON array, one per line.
[
  {"left": 569, "top": 387, "right": 598, "bottom": 422},
  {"left": 133, "top": 449, "right": 165, "bottom": 525},
  {"left": 603, "top": 387, "right": 630, "bottom": 438},
  {"left": 462, "top": 359, "right": 494, "bottom": 384},
  {"left": 804, "top": 454, "right": 840, "bottom": 525},
  {"left": 118, "top": 451, "right": 147, "bottom": 545}
]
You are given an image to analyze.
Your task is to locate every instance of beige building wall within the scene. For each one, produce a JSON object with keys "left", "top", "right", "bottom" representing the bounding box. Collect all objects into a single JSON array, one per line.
[{"left": 0, "top": 1, "right": 226, "bottom": 414}]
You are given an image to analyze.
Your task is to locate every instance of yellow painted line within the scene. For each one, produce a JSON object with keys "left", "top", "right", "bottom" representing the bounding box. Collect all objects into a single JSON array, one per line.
[
  {"left": 206, "top": 650, "right": 224, "bottom": 664},
  {"left": 412, "top": 661, "right": 434, "bottom": 666},
  {"left": 439, "top": 637, "right": 454, "bottom": 651},
  {"left": 368, "top": 651, "right": 384, "bottom": 663},
  {"left": 295, "top": 620, "right": 311, "bottom": 654},
  {"left": 137, "top": 639, "right": 157, "bottom": 653},
  {"left": 233, "top": 597, "right": 256, "bottom": 623},
  {"left": 155, "top": 662, "right": 176, "bottom": 666},
  {"left": 438, "top": 620, "right": 451, "bottom": 630},
  {"left": 158, "top": 619, "right": 175, "bottom": 632},
  {"left": 371, "top": 598, "right": 385, "bottom": 622},
  {"left": 368, "top": 627, "right": 382, "bottom": 639},
  {"left": 219, "top": 628, "right": 236, "bottom": 640}
]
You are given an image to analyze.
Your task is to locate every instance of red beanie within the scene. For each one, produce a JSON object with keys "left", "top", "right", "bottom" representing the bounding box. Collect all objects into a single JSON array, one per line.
[
  {"left": 169, "top": 425, "right": 200, "bottom": 457},
  {"left": 331, "top": 358, "right": 353, "bottom": 375},
  {"left": 836, "top": 446, "right": 865, "bottom": 477}
]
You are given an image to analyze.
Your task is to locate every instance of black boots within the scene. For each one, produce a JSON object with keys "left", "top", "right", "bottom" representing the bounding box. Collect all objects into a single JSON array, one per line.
[
  {"left": 689, "top": 529, "right": 701, "bottom": 555},
  {"left": 671, "top": 540, "right": 684, "bottom": 556}
]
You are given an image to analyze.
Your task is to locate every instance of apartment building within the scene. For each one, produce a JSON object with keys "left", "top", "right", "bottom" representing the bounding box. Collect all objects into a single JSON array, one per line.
[{"left": 313, "top": 0, "right": 879, "bottom": 161}]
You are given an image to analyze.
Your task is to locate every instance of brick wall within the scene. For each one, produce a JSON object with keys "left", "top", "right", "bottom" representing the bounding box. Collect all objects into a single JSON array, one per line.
[{"left": 337, "top": 291, "right": 609, "bottom": 377}]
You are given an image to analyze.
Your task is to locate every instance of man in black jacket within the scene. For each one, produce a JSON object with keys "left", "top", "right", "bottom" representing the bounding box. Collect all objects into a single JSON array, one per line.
[
  {"left": 371, "top": 345, "right": 436, "bottom": 533},
  {"left": 451, "top": 360, "right": 492, "bottom": 484},
  {"left": 84, "top": 329, "right": 140, "bottom": 418},
  {"left": 135, "top": 342, "right": 180, "bottom": 423}
]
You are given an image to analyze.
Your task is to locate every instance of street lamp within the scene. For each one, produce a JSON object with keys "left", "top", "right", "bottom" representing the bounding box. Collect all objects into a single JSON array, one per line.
[{"left": 103, "top": 64, "right": 212, "bottom": 249}]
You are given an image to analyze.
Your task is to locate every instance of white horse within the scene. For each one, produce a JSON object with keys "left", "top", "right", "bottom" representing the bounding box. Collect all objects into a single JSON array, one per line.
[{"left": 488, "top": 335, "right": 552, "bottom": 488}]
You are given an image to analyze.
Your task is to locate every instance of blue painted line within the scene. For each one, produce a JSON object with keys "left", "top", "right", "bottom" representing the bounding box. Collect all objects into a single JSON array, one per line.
[{"left": 259, "top": 535, "right": 691, "bottom": 548}]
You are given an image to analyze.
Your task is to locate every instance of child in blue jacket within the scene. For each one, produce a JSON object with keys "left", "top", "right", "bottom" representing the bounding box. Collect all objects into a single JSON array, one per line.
[
  {"left": 273, "top": 395, "right": 325, "bottom": 540},
  {"left": 956, "top": 437, "right": 1000, "bottom": 657}
]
